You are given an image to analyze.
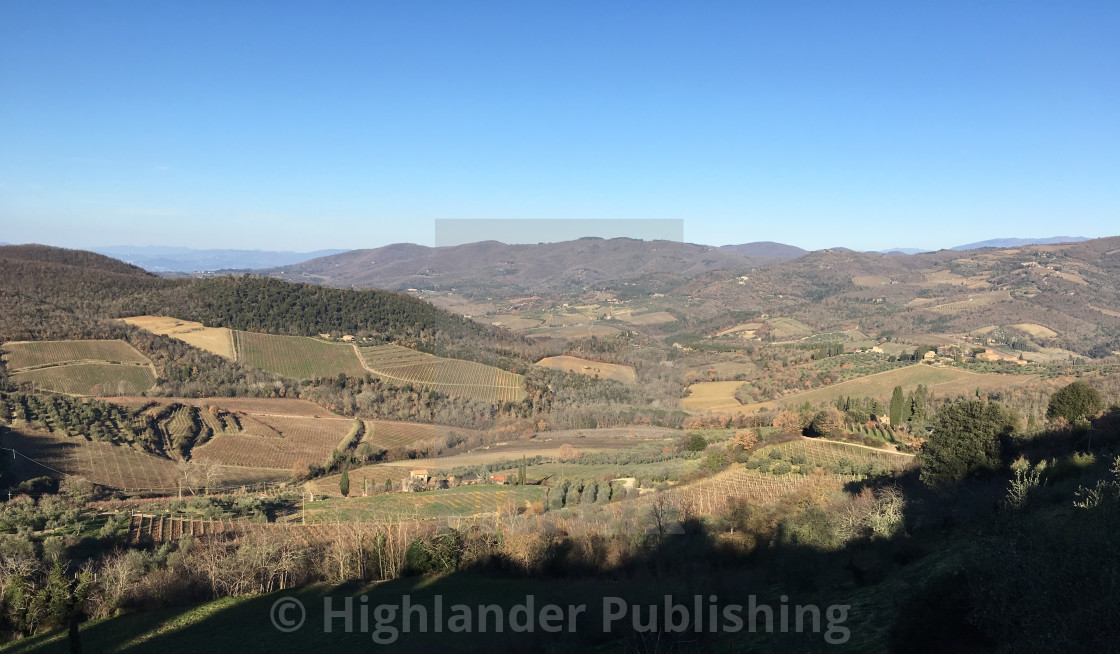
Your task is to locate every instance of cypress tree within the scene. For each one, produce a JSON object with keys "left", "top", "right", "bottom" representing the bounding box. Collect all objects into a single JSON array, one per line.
[
  {"left": 340, "top": 469, "right": 350, "bottom": 497},
  {"left": 889, "top": 386, "right": 904, "bottom": 426}
]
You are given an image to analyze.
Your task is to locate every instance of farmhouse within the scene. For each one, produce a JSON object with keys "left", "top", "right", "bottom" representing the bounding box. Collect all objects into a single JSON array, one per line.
[{"left": 490, "top": 474, "right": 509, "bottom": 485}]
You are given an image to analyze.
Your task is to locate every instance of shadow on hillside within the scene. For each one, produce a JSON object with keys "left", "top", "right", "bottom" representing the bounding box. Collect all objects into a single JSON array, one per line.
[{"left": 24, "top": 414, "right": 1120, "bottom": 653}]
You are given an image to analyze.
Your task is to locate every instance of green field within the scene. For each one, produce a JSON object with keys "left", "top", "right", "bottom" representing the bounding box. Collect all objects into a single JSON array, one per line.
[
  {"left": 303, "top": 484, "right": 544, "bottom": 519},
  {"left": 11, "top": 363, "right": 157, "bottom": 396},
  {"left": 753, "top": 364, "right": 1035, "bottom": 409},
  {"left": 358, "top": 344, "right": 525, "bottom": 403},
  {"left": 1, "top": 339, "right": 151, "bottom": 370},
  {"left": 233, "top": 332, "right": 367, "bottom": 380},
  {"left": 766, "top": 317, "right": 814, "bottom": 341}
]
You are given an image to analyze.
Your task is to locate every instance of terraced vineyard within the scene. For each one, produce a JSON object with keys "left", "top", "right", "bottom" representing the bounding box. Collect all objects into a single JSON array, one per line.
[
  {"left": 2, "top": 339, "right": 157, "bottom": 396},
  {"left": 668, "top": 466, "right": 853, "bottom": 512},
  {"left": 11, "top": 363, "right": 157, "bottom": 396},
  {"left": 191, "top": 414, "right": 354, "bottom": 471},
  {"left": 232, "top": 331, "right": 367, "bottom": 380},
  {"left": 760, "top": 438, "right": 915, "bottom": 472},
  {"left": 362, "top": 420, "right": 476, "bottom": 450},
  {"left": 2, "top": 340, "right": 152, "bottom": 369},
  {"left": 3, "top": 428, "right": 178, "bottom": 490},
  {"left": 358, "top": 344, "right": 525, "bottom": 403}
]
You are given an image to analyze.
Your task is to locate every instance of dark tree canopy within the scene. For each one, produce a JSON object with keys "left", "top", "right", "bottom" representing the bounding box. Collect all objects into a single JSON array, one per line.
[
  {"left": 1047, "top": 381, "right": 1104, "bottom": 423},
  {"left": 919, "top": 399, "right": 1017, "bottom": 487}
]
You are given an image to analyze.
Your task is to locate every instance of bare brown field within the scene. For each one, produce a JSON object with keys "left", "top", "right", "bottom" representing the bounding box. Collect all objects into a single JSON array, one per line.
[
  {"left": 1, "top": 339, "right": 151, "bottom": 370},
  {"left": 536, "top": 355, "right": 637, "bottom": 383},
  {"left": 122, "top": 315, "right": 236, "bottom": 358}
]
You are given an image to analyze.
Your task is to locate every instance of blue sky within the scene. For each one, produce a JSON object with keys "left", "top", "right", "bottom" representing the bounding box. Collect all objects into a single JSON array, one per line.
[{"left": 1, "top": 2, "right": 1117, "bottom": 252}]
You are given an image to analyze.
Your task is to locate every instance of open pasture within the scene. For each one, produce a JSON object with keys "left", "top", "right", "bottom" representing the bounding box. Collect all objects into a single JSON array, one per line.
[
  {"left": 852, "top": 275, "right": 891, "bottom": 287},
  {"left": 613, "top": 310, "right": 676, "bottom": 325},
  {"left": 233, "top": 331, "right": 367, "bottom": 380},
  {"left": 358, "top": 344, "right": 525, "bottom": 402},
  {"left": 682, "top": 381, "right": 763, "bottom": 412},
  {"left": 122, "top": 315, "right": 236, "bottom": 358},
  {"left": 12, "top": 363, "right": 157, "bottom": 396},
  {"left": 1010, "top": 323, "right": 1059, "bottom": 339},
  {"left": 487, "top": 314, "right": 543, "bottom": 330},
  {"left": 765, "top": 317, "right": 814, "bottom": 341},
  {"left": 536, "top": 355, "right": 637, "bottom": 383},
  {"left": 928, "top": 290, "right": 1012, "bottom": 314},
  {"left": 714, "top": 322, "right": 763, "bottom": 338},
  {"left": 527, "top": 324, "right": 622, "bottom": 340}
]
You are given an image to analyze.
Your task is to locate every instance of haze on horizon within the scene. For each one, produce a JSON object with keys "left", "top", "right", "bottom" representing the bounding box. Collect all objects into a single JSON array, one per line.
[{"left": 1, "top": 2, "right": 1118, "bottom": 252}]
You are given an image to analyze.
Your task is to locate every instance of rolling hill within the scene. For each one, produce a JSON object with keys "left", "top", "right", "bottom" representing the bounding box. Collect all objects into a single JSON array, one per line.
[{"left": 671, "top": 236, "right": 1120, "bottom": 357}]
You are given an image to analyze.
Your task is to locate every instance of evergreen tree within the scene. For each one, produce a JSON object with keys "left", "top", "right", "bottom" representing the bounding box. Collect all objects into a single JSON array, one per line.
[
  {"left": 889, "top": 386, "right": 904, "bottom": 426},
  {"left": 339, "top": 469, "right": 350, "bottom": 497},
  {"left": 1047, "top": 381, "right": 1104, "bottom": 423},
  {"left": 919, "top": 399, "right": 1016, "bottom": 487}
]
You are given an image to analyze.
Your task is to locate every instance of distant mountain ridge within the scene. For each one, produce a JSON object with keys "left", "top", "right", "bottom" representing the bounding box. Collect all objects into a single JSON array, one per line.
[
  {"left": 87, "top": 245, "right": 349, "bottom": 272},
  {"left": 269, "top": 237, "right": 780, "bottom": 294},
  {"left": 950, "top": 236, "right": 1089, "bottom": 251}
]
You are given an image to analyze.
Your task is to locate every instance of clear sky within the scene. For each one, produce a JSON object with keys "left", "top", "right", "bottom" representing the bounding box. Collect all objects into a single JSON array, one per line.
[{"left": 1, "top": 2, "right": 1117, "bottom": 252}]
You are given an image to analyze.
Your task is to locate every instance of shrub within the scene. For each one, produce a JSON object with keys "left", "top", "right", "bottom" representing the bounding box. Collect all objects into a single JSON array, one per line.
[
  {"left": 705, "top": 451, "right": 727, "bottom": 472},
  {"left": 404, "top": 529, "right": 463, "bottom": 575},
  {"left": 768, "top": 448, "right": 784, "bottom": 460},
  {"left": 686, "top": 434, "right": 708, "bottom": 452},
  {"left": 771, "top": 460, "right": 792, "bottom": 475},
  {"left": 1047, "top": 381, "right": 1104, "bottom": 423}
]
